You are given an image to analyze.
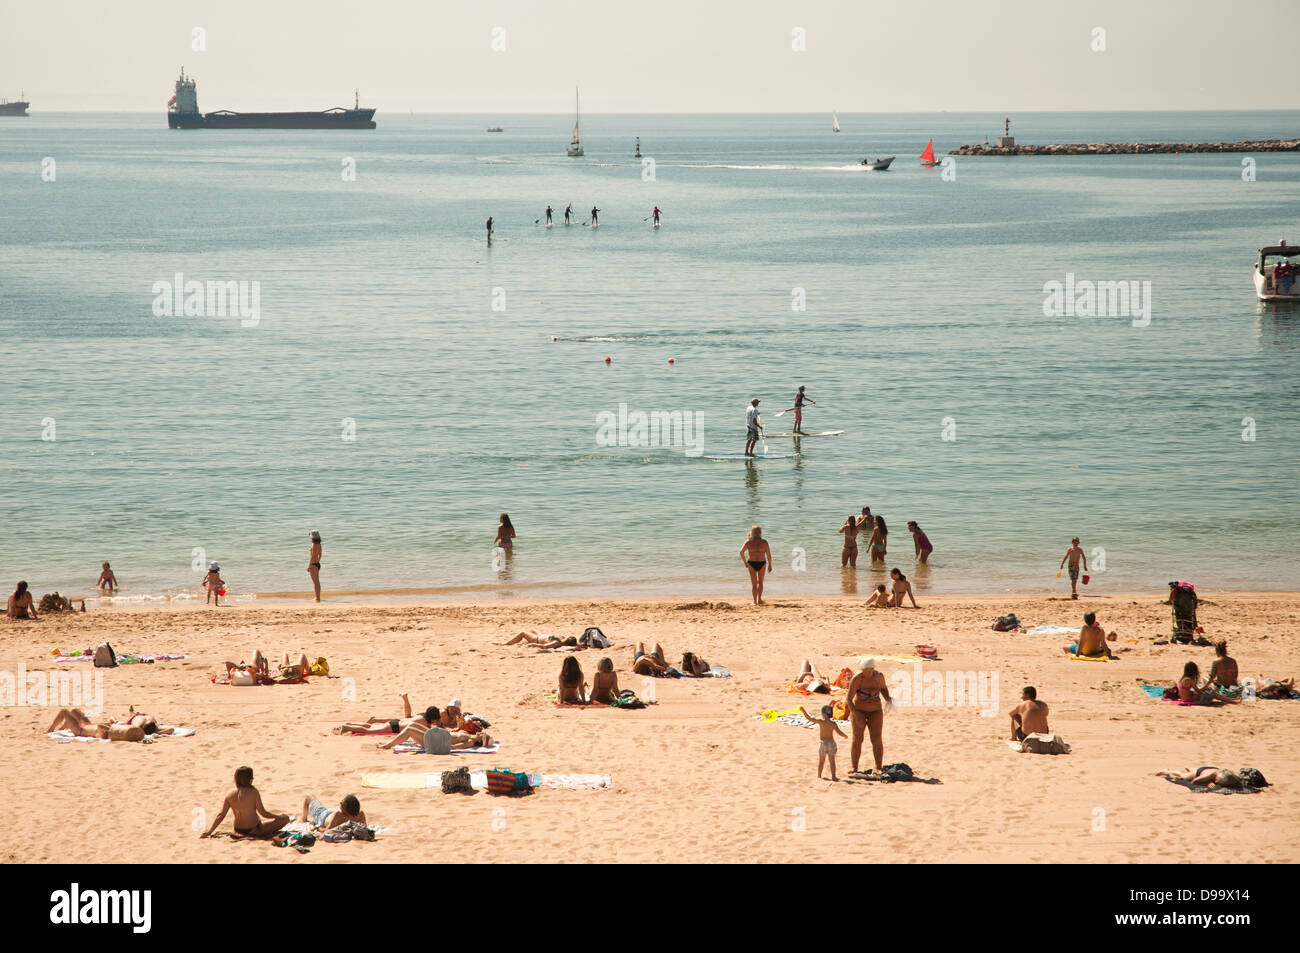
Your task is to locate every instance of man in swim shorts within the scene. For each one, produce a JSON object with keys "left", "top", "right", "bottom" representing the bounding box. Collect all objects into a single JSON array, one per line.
[
  {"left": 1058, "top": 537, "right": 1087, "bottom": 599},
  {"left": 1009, "top": 686, "right": 1050, "bottom": 740},
  {"left": 744, "top": 398, "right": 762, "bottom": 457},
  {"left": 301, "top": 793, "right": 366, "bottom": 831},
  {"left": 1065, "top": 611, "right": 1113, "bottom": 659}
]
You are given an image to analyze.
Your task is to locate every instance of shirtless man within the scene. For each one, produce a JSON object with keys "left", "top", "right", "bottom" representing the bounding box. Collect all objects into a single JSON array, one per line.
[
  {"left": 1058, "top": 537, "right": 1087, "bottom": 599},
  {"left": 200, "top": 766, "right": 290, "bottom": 839},
  {"left": 7, "top": 581, "right": 37, "bottom": 619},
  {"left": 1065, "top": 611, "right": 1113, "bottom": 659},
  {"left": 1009, "top": 686, "right": 1050, "bottom": 741}
]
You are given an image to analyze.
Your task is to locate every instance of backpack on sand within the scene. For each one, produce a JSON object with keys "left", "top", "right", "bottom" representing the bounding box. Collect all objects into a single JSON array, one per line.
[{"left": 93, "top": 642, "right": 118, "bottom": 668}]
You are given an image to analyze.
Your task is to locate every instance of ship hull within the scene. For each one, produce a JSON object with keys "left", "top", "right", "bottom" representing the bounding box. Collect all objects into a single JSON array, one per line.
[
  {"left": 0, "top": 101, "right": 30, "bottom": 116},
  {"left": 168, "top": 108, "right": 376, "bottom": 129}
]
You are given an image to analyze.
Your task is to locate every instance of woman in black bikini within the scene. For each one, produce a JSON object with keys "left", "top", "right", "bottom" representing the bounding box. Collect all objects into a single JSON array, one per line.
[
  {"left": 838, "top": 514, "right": 859, "bottom": 568},
  {"left": 308, "top": 531, "right": 323, "bottom": 603},
  {"left": 739, "top": 525, "right": 772, "bottom": 606}
]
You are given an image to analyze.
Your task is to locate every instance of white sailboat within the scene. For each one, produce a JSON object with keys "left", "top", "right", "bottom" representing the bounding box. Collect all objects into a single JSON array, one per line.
[
  {"left": 832, "top": 112, "right": 840, "bottom": 133},
  {"left": 566, "top": 87, "right": 584, "bottom": 157}
]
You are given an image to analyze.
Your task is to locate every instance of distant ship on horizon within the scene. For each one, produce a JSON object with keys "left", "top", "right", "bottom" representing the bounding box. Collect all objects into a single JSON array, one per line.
[
  {"left": 166, "top": 69, "right": 375, "bottom": 129},
  {"left": 0, "top": 92, "right": 29, "bottom": 116}
]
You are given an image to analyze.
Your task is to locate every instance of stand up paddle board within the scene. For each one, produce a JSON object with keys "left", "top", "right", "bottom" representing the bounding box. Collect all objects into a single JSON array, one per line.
[
  {"left": 653, "top": 222, "right": 660, "bottom": 229},
  {"left": 765, "top": 430, "right": 845, "bottom": 437},
  {"left": 702, "top": 453, "right": 797, "bottom": 460},
  {"left": 546, "top": 221, "right": 553, "bottom": 228}
]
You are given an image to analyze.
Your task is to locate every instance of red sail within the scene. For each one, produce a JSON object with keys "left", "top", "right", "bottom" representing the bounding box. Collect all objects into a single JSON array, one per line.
[{"left": 920, "top": 139, "right": 935, "bottom": 162}]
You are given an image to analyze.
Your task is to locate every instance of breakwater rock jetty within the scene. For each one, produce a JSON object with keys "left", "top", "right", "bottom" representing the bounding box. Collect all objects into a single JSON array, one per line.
[{"left": 950, "top": 138, "right": 1300, "bottom": 156}]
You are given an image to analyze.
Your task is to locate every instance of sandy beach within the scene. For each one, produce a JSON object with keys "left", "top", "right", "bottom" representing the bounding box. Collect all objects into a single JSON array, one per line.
[{"left": 2, "top": 590, "right": 1296, "bottom": 864}]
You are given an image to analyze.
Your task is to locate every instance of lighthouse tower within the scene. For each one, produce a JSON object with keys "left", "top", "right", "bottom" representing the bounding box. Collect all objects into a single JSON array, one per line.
[{"left": 997, "top": 117, "right": 1015, "bottom": 149}]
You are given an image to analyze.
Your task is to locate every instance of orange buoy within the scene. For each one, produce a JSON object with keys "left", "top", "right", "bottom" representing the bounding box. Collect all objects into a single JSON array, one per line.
[
  {"left": 604, "top": 356, "right": 611, "bottom": 363},
  {"left": 668, "top": 358, "right": 675, "bottom": 364}
]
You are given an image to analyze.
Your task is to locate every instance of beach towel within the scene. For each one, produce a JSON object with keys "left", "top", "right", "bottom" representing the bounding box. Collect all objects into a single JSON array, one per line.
[
  {"left": 1162, "top": 777, "right": 1265, "bottom": 795},
  {"left": 757, "top": 709, "right": 850, "bottom": 730},
  {"left": 361, "top": 770, "right": 611, "bottom": 791},
  {"left": 1007, "top": 732, "right": 1070, "bottom": 754},
  {"left": 1138, "top": 684, "right": 1168, "bottom": 698},
  {"left": 1026, "top": 625, "right": 1080, "bottom": 636},
  {"left": 665, "top": 665, "right": 732, "bottom": 678},
  {"left": 1068, "top": 653, "right": 1110, "bottom": 662},
  {"left": 392, "top": 741, "right": 501, "bottom": 755},
  {"left": 49, "top": 726, "right": 194, "bottom": 743},
  {"left": 54, "top": 652, "right": 187, "bottom": 663}
]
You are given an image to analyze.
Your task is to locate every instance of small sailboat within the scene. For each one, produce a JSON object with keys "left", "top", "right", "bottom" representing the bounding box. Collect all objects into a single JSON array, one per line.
[
  {"left": 920, "top": 139, "right": 940, "bottom": 167},
  {"left": 832, "top": 112, "right": 840, "bottom": 133},
  {"left": 566, "top": 87, "right": 584, "bottom": 157}
]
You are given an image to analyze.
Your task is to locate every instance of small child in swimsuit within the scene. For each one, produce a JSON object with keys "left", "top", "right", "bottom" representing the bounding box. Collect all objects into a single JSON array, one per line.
[
  {"left": 865, "top": 584, "right": 890, "bottom": 608},
  {"left": 97, "top": 561, "right": 118, "bottom": 592},
  {"left": 801, "top": 704, "right": 847, "bottom": 781},
  {"left": 202, "top": 562, "right": 225, "bottom": 606}
]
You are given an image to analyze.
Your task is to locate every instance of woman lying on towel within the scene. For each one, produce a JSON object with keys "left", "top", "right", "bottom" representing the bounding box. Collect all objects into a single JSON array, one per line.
[
  {"left": 505, "top": 630, "right": 577, "bottom": 649},
  {"left": 47, "top": 706, "right": 173, "bottom": 737},
  {"left": 1156, "top": 767, "right": 1244, "bottom": 789},
  {"left": 1257, "top": 677, "right": 1296, "bottom": 699},
  {"left": 377, "top": 707, "right": 492, "bottom": 751},
  {"left": 793, "top": 659, "right": 833, "bottom": 694},
  {"left": 336, "top": 694, "right": 433, "bottom": 735}
]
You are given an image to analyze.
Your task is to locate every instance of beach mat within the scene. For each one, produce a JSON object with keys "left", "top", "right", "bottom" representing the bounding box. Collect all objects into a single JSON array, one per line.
[
  {"left": 392, "top": 742, "right": 500, "bottom": 755},
  {"left": 1068, "top": 653, "right": 1110, "bottom": 662},
  {"left": 1026, "top": 626, "right": 1080, "bottom": 636},
  {"left": 757, "top": 710, "right": 849, "bottom": 729},
  {"left": 54, "top": 652, "right": 188, "bottom": 663}
]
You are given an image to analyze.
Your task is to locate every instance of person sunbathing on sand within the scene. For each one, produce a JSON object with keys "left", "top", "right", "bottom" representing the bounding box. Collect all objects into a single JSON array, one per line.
[
  {"left": 7, "top": 581, "right": 38, "bottom": 620},
  {"left": 559, "top": 655, "right": 588, "bottom": 704},
  {"left": 1156, "top": 767, "right": 1243, "bottom": 789},
  {"left": 590, "top": 657, "right": 621, "bottom": 703},
  {"left": 200, "top": 766, "right": 290, "bottom": 839},
  {"left": 1256, "top": 677, "right": 1295, "bottom": 699},
  {"left": 864, "top": 584, "right": 890, "bottom": 608},
  {"left": 378, "top": 712, "right": 492, "bottom": 752},
  {"left": 336, "top": 694, "right": 432, "bottom": 735},
  {"left": 631, "top": 642, "right": 671, "bottom": 675},
  {"left": 1065, "top": 612, "right": 1114, "bottom": 659},
  {"left": 47, "top": 708, "right": 108, "bottom": 738},
  {"left": 505, "top": 630, "right": 576, "bottom": 649},
  {"left": 794, "top": 659, "right": 832, "bottom": 693},
  {"left": 1009, "top": 686, "right": 1050, "bottom": 741},
  {"left": 301, "top": 793, "right": 366, "bottom": 831}
]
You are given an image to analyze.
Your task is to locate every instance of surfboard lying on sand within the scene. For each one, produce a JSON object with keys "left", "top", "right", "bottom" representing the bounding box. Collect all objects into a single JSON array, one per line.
[
  {"left": 702, "top": 453, "right": 797, "bottom": 460},
  {"left": 765, "top": 430, "right": 845, "bottom": 437}
]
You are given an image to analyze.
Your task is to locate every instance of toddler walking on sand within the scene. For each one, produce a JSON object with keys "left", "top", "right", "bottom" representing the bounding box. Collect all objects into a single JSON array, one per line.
[{"left": 801, "top": 704, "right": 848, "bottom": 781}]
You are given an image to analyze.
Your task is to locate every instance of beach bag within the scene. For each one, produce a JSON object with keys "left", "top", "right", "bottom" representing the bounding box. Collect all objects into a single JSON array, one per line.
[
  {"left": 1162, "top": 686, "right": 1179, "bottom": 700},
  {"left": 309, "top": 657, "right": 329, "bottom": 676},
  {"left": 611, "top": 691, "right": 645, "bottom": 709},
  {"left": 486, "top": 768, "right": 533, "bottom": 796},
  {"left": 914, "top": 644, "right": 938, "bottom": 660},
  {"left": 991, "top": 614, "right": 1020, "bottom": 632},
  {"left": 441, "top": 765, "right": 474, "bottom": 794},
  {"left": 231, "top": 669, "right": 256, "bottom": 686},
  {"left": 580, "top": 627, "right": 611, "bottom": 648},
  {"left": 1238, "top": 767, "right": 1268, "bottom": 789},
  {"left": 93, "top": 642, "right": 118, "bottom": 668},
  {"left": 1020, "top": 733, "right": 1069, "bottom": 755}
]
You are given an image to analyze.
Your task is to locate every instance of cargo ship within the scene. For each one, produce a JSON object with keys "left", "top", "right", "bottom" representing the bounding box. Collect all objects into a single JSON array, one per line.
[
  {"left": 0, "top": 93, "right": 29, "bottom": 116},
  {"left": 166, "top": 69, "right": 375, "bottom": 129}
]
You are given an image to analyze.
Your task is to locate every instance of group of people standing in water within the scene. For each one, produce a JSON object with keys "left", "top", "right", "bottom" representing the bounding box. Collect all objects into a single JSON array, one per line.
[{"left": 737, "top": 508, "right": 933, "bottom": 606}]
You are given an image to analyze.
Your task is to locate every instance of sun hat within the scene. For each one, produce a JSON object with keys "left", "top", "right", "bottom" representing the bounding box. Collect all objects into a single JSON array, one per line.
[{"left": 859, "top": 657, "right": 875, "bottom": 670}]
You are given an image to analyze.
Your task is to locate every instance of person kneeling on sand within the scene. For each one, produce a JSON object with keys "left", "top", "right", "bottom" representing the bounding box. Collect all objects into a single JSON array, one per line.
[
  {"left": 1009, "top": 686, "right": 1050, "bottom": 741},
  {"left": 200, "top": 766, "right": 290, "bottom": 839},
  {"left": 301, "top": 793, "right": 366, "bottom": 831},
  {"left": 1065, "top": 612, "right": 1114, "bottom": 659}
]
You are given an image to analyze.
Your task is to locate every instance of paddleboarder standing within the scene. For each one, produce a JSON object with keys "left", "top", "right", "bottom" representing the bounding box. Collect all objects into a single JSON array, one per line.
[
  {"left": 564, "top": 203, "right": 573, "bottom": 225},
  {"left": 652, "top": 206, "right": 661, "bottom": 226},
  {"left": 486, "top": 216, "right": 494, "bottom": 243},
  {"left": 545, "top": 205, "right": 553, "bottom": 225},
  {"left": 590, "top": 205, "right": 600, "bottom": 226},
  {"left": 745, "top": 399, "right": 763, "bottom": 458},
  {"left": 787, "top": 386, "right": 815, "bottom": 435}
]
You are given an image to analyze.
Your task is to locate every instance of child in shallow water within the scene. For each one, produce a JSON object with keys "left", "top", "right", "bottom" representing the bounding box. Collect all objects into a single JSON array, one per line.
[{"left": 801, "top": 705, "right": 848, "bottom": 781}]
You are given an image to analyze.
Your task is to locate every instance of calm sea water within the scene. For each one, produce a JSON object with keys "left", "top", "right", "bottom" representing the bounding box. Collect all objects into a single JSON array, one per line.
[{"left": 2, "top": 111, "right": 1299, "bottom": 603}]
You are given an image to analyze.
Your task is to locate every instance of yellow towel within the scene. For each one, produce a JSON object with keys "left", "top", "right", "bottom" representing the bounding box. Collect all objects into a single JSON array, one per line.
[{"left": 1068, "top": 654, "right": 1109, "bottom": 662}]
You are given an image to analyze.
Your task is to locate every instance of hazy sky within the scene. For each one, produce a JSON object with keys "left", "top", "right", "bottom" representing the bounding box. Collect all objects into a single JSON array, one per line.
[{"left": 3, "top": 0, "right": 1296, "bottom": 112}]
